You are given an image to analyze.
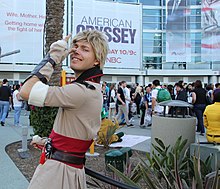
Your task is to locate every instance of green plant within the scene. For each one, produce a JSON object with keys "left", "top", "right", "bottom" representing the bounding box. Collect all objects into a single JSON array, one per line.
[
  {"left": 107, "top": 136, "right": 218, "bottom": 189},
  {"left": 30, "top": 106, "right": 58, "bottom": 137},
  {"left": 145, "top": 136, "right": 189, "bottom": 187},
  {"left": 107, "top": 164, "right": 140, "bottom": 188}
]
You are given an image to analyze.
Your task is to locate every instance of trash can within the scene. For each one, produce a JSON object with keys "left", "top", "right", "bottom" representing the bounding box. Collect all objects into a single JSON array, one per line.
[
  {"left": 151, "top": 100, "right": 196, "bottom": 153},
  {"left": 105, "top": 147, "right": 132, "bottom": 172}
]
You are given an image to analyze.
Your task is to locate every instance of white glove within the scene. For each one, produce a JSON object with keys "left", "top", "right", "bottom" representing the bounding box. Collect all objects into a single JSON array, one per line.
[
  {"left": 31, "top": 135, "right": 47, "bottom": 147},
  {"left": 49, "top": 34, "right": 72, "bottom": 64},
  {"left": 49, "top": 39, "right": 69, "bottom": 64}
]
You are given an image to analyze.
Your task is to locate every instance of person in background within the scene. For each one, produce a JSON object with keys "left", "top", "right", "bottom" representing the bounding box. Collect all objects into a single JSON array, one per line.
[
  {"left": 140, "top": 86, "right": 152, "bottom": 128},
  {"left": 6, "top": 85, "right": 13, "bottom": 119},
  {"left": 192, "top": 80, "right": 207, "bottom": 136},
  {"left": 148, "top": 83, "right": 152, "bottom": 89},
  {"left": 151, "top": 79, "right": 164, "bottom": 115},
  {"left": 103, "top": 81, "right": 110, "bottom": 97},
  {"left": 108, "top": 83, "right": 116, "bottom": 120},
  {"left": 11, "top": 84, "right": 17, "bottom": 110},
  {"left": 0, "top": 79, "right": 12, "bottom": 126},
  {"left": 129, "top": 84, "right": 136, "bottom": 120},
  {"left": 167, "top": 84, "right": 175, "bottom": 100},
  {"left": 186, "top": 83, "right": 193, "bottom": 103},
  {"left": 134, "top": 83, "right": 142, "bottom": 117},
  {"left": 186, "top": 83, "right": 194, "bottom": 116},
  {"left": 175, "top": 82, "right": 187, "bottom": 115},
  {"left": 126, "top": 84, "right": 134, "bottom": 121},
  {"left": 206, "top": 83, "right": 214, "bottom": 99},
  {"left": 167, "top": 84, "right": 175, "bottom": 115},
  {"left": 116, "top": 81, "right": 133, "bottom": 127},
  {"left": 12, "top": 84, "right": 23, "bottom": 126},
  {"left": 175, "top": 82, "right": 187, "bottom": 102},
  {"left": 204, "top": 91, "right": 220, "bottom": 143},
  {"left": 101, "top": 83, "right": 108, "bottom": 113},
  {"left": 103, "top": 81, "right": 110, "bottom": 108},
  {"left": 124, "top": 82, "right": 132, "bottom": 119},
  {"left": 212, "top": 83, "right": 220, "bottom": 101},
  {"left": 20, "top": 30, "right": 109, "bottom": 189}
]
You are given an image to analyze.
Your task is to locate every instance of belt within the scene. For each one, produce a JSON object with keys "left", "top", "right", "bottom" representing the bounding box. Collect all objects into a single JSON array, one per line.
[
  {"left": 207, "top": 134, "right": 220, "bottom": 138},
  {"left": 51, "top": 150, "right": 85, "bottom": 165}
]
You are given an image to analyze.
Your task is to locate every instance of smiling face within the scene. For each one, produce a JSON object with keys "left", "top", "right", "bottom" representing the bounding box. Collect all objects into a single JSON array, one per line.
[{"left": 69, "top": 40, "right": 100, "bottom": 77}]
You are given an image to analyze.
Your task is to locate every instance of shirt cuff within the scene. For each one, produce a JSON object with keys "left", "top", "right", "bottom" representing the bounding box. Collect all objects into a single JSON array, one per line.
[{"left": 28, "top": 81, "right": 49, "bottom": 107}]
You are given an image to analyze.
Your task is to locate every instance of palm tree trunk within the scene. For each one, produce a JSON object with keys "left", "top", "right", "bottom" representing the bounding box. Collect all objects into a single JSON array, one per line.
[
  {"left": 30, "top": 0, "right": 65, "bottom": 137},
  {"left": 45, "top": 0, "right": 65, "bottom": 86}
]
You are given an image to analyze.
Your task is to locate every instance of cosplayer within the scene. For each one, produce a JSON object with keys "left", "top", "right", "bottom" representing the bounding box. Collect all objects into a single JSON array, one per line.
[{"left": 20, "top": 30, "right": 109, "bottom": 189}]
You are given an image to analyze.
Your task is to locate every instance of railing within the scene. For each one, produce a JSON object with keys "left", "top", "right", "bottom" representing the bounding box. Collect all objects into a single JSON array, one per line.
[{"left": 0, "top": 50, "right": 20, "bottom": 58}]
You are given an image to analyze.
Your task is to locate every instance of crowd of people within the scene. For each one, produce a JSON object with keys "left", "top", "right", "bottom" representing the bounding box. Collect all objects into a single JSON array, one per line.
[
  {"left": 101, "top": 79, "right": 220, "bottom": 138},
  {"left": 1, "top": 77, "right": 220, "bottom": 141},
  {"left": 0, "top": 79, "right": 27, "bottom": 127}
]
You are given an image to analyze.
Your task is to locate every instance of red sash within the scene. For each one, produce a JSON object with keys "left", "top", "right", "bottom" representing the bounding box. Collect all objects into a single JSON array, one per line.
[{"left": 47, "top": 130, "right": 93, "bottom": 169}]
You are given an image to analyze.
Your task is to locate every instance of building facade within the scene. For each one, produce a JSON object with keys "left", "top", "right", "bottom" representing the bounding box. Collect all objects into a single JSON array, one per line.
[
  {"left": 0, "top": 0, "right": 220, "bottom": 85},
  {"left": 99, "top": 0, "right": 220, "bottom": 85}
]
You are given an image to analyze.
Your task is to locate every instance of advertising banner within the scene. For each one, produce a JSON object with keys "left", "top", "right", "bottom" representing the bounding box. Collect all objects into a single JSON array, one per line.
[
  {"left": 166, "top": 0, "right": 191, "bottom": 62},
  {"left": 201, "top": 0, "right": 220, "bottom": 62},
  {"left": 73, "top": 0, "right": 142, "bottom": 69},
  {"left": 0, "top": 0, "right": 46, "bottom": 64}
]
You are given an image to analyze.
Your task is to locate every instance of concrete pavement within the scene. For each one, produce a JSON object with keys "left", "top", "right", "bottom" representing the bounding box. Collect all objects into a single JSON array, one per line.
[
  {"left": 0, "top": 110, "right": 206, "bottom": 189},
  {"left": 0, "top": 110, "right": 33, "bottom": 189},
  {"left": 117, "top": 115, "right": 207, "bottom": 152}
]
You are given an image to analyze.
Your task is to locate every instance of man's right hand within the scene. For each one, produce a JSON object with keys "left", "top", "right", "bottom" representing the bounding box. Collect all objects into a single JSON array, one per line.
[
  {"left": 49, "top": 34, "right": 72, "bottom": 64},
  {"left": 31, "top": 135, "right": 47, "bottom": 150}
]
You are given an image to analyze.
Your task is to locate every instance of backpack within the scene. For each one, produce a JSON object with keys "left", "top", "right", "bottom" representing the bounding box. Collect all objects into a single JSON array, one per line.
[{"left": 156, "top": 88, "right": 171, "bottom": 103}]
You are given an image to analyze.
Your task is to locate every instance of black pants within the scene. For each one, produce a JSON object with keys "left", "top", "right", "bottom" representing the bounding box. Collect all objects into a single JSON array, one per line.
[
  {"left": 140, "top": 108, "right": 146, "bottom": 125},
  {"left": 128, "top": 107, "right": 133, "bottom": 120},
  {"left": 136, "top": 103, "right": 141, "bottom": 115}
]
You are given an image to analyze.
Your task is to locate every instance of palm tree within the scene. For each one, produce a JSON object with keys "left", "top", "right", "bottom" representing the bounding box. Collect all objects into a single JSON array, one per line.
[
  {"left": 45, "top": 0, "right": 65, "bottom": 86},
  {"left": 30, "top": 0, "right": 65, "bottom": 136}
]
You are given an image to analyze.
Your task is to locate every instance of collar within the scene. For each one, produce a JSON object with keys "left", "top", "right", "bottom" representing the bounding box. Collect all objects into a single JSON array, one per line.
[{"left": 74, "top": 66, "right": 103, "bottom": 84}]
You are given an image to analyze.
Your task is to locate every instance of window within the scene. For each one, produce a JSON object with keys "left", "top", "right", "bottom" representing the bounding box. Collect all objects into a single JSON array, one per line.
[
  {"left": 143, "top": 56, "right": 162, "bottom": 69},
  {"left": 143, "top": 16, "right": 161, "bottom": 23},
  {"left": 143, "top": 23, "right": 162, "bottom": 29},
  {"left": 140, "top": 0, "right": 161, "bottom": 6},
  {"left": 114, "top": 0, "right": 138, "bottom": 3},
  {"left": 143, "top": 33, "right": 162, "bottom": 53},
  {"left": 143, "top": 47, "right": 162, "bottom": 53},
  {"left": 189, "top": 16, "right": 201, "bottom": 23},
  {"left": 190, "top": 32, "right": 201, "bottom": 40},
  {"left": 190, "top": 9, "right": 201, "bottom": 16},
  {"left": 143, "top": 32, "right": 162, "bottom": 39},
  {"left": 143, "top": 9, "right": 161, "bottom": 16},
  {"left": 192, "top": 47, "right": 201, "bottom": 53},
  {"left": 187, "top": 23, "right": 201, "bottom": 29},
  {"left": 191, "top": 40, "right": 201, "bottom": 46},
  {"left": 187, "top": 0, "right": 201, "bottom": 5}
]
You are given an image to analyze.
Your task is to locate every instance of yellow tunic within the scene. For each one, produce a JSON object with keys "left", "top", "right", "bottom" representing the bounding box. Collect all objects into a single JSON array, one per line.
[{"left": 204, "top": 102, "right": 220, "bottom": 143}]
